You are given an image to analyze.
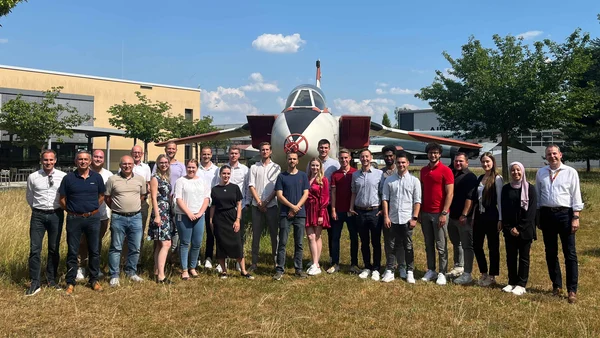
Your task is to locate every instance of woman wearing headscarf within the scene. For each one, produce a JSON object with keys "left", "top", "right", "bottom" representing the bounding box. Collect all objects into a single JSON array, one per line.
[{"left": 501, "top": 161, "right": 537, "bottom": 296}]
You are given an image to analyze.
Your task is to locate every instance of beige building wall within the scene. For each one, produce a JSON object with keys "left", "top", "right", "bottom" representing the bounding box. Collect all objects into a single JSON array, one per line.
[{"left": 0, "top": 65, "right": 200, "bottom": 169}]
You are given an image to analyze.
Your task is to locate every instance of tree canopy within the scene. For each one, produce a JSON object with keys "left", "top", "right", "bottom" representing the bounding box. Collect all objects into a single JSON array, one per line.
[
  {"left": 416, "top": 30, "right": 592, "bottom": 178},
  {"left": 162, "top": 114, "right": 223, "bottom": 154},
  {"left": 381, "top": 112, "right": 392, "bottom": 127},
  {"left": 0, "top": 87, "right": 90, "bottom": 151}
]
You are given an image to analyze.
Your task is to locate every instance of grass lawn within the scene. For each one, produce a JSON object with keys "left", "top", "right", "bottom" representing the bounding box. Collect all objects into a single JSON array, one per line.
[{"left": 1, "top": 170, "right": 599, "bottom": 337}]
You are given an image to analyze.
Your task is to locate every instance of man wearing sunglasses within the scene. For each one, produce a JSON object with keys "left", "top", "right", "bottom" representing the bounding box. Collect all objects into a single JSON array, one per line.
[{"left": 25, "top": 149, "right": 67, "bottom": 296}]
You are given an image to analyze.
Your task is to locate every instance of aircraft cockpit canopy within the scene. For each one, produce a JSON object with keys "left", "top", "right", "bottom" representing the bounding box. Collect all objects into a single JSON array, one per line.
[{"left": 283, "top": 85, "right": 327, "bottom": 112}]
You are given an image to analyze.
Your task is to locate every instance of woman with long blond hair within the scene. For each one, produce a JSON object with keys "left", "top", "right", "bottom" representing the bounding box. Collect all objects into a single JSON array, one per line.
[
  {"left": 466, "top": 152, "right": 503, "bottom": 287},
  {"left": 305, "top": 158, "right": 330, "bottom": 276},
  {"left": 149, "top": 154, "right": 172, "bottom": 283}
]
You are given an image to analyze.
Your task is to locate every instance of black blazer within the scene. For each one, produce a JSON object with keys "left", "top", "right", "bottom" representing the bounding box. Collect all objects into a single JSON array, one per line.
[{"left": 501, "top": 183, "right": 537, "bottom": 240}]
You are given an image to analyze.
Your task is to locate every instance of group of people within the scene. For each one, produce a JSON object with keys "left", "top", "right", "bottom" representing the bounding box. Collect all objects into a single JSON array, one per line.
[{"left": 25, "top": 140, "right": 583, "bottom": 304}]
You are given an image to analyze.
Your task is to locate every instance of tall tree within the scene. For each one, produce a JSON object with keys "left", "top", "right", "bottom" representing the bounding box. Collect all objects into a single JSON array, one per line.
[
  {"left": 0, "top": 87, "right": 90, "bottom": 151},
  {"left": 0, "top": 0, "right": 26, "bottom": 24},
  {"left": 416, "top": 30, "right": 592, "bottom": 178},
  {"left": 108, "top": 92, "right": 169, "bottom": 161},
  {"left": 162, "top": 114, "right": 221, "bottom": 157},
  {"left": 381, "top": 112, "right": 392, "bottom": 127}
]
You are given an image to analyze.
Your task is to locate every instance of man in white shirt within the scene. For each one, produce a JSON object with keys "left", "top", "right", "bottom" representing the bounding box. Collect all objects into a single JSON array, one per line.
[
  {"left": 197, "top": 146, "right": 219, "bottom": 269},
  {"left": 25, "top": 149, "right": 67, "bottom": 296},
  {"left": 381, "top": 151, "right": 421, "bottom": 284},
  {"left": 248, "top": 142, "right": 281, "bottom": 271},
  {"left": 536, "top": 144, "right": 584, "bottom": 304},
  {"left": 77, "top": 149, "right": 113, "bottom": 281}
]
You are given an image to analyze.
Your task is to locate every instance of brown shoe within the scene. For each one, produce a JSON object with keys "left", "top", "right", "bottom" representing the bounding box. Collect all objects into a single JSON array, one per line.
[
  {"left": 65, "top": 284, "right": 75, "bottom": 296},
  {"left": 91, "top": 281, "right": 103, "bottom": 292},
  {"left": 552, "top": 287, "right": 562, "bottom": 297},
  {"left": 568, "top": 292, "right": 577, "bottom": 304}
]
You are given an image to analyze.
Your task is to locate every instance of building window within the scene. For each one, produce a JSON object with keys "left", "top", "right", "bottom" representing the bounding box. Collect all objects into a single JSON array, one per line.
[{"left": 185, "top": 109, "right": 193, "bottom": 121}]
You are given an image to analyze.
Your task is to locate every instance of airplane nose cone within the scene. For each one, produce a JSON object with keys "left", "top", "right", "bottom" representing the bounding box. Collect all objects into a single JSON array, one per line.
[{"left": 283, "top": 133, "right": 310, "bottom": 156}]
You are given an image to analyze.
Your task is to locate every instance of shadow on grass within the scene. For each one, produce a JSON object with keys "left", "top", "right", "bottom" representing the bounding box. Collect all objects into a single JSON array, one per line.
[{"left": 581, "top": 248, "right": 600, "bottom": 258}]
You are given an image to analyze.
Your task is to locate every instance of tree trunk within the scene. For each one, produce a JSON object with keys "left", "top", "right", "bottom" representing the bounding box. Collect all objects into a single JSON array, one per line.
[
  {"left": 586, "top": 158, "right": 590, "bottom": 172},
  {"left": 501, "top": 132, "right": 509, "bottom": 179},
  {"left": 144, "top": 141, "right": 148, "bottom": 162}
]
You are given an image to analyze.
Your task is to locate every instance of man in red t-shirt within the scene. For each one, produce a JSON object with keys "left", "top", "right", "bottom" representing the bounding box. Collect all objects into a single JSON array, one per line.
[
  {"left": 420, "top": 142, "right": 454, "bottom": 286},
  {"left": 328, "top": 148, "right": 359, "bottom": 274}
]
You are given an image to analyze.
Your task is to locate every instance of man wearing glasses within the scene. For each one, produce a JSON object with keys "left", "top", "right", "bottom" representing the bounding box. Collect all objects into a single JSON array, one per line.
[
  {"left": 127, "top": 146, "right": 152, "bottom": 268},
  {"left": 25, "top": 149, "right": 67, "bottom": 296}
]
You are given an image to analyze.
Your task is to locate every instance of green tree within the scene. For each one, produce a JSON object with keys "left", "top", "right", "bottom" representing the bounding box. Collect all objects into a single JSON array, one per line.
[
  {"left": 108, "top": 92, "right": 169, "bottom": 162},
  {"left": 0, "top": 0, "right": 25, "bottom": 25},
  {"left": 162, "top": 114, "right": 221, "bottom": 157},
  {"left": 416, "top": 30, "right": 592, "bottom": 178},
  {"left": 0, "top": 86, "right": 90, "bottom": 151},
  {"left": 381, "top": 112, "right": 392, "bottom": 127}
]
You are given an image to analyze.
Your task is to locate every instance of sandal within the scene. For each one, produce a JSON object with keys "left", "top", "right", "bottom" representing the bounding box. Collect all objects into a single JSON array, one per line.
[
  {"left": 181, "top": 273, "right": 189, "bottom": 280},
  {"left": 241, "top": 272, "right": 255, "bottom": 280},
  {"left": 190, "top": 270, "right": 199, "bottom": 278},
  {"left": 157, "top": 278, "right": 173, "bottom": 285}
]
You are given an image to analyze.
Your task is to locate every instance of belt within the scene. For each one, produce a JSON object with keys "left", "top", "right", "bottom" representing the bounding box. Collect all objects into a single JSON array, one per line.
[
  {"left": 113, "top": 210, "right": 141, "bottom": 217},
  {"left": 33, "top": 208, "right": 62, "bottom": 214},
  {"left": 541, "top": 206, "right": 570, "bottom": 213},
  {"left": 355, "top": 206, "right": 376, "bottom": 211},
  {"left": 67, "top": 209, "right": 99, "bottom": 218}
]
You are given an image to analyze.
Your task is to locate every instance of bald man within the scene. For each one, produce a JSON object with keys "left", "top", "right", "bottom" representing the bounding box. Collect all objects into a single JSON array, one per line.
[{"left": 105, "top": 155, "right": 147, "bottom": 286}]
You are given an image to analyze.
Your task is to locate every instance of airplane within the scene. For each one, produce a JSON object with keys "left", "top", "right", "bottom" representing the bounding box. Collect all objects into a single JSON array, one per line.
[{"left": 155, "top": 60, "right": 484, "bottom": 170}]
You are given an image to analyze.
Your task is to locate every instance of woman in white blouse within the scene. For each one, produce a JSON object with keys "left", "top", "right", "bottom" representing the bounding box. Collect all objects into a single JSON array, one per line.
[
  {"left": 174, "top": 159, "right": 210, "bottom": 280},
  {"left": 465, "top": 152, "right": 503, "bottom": 287}
]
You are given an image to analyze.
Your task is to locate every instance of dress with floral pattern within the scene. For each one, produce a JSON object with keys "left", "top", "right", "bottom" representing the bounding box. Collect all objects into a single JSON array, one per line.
[{"left": 149, "top": 174, "right": 172, "bottom": 241}]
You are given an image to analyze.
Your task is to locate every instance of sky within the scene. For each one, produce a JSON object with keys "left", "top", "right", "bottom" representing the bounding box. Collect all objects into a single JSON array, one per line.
[{"left": 1, "top": 0, "right": 599, "bottom": 125}]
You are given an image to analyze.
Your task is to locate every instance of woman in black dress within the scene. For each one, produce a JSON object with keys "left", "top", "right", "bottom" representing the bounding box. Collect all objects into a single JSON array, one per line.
[
  {"left": 210, "top": 165, "right": 254, "bottom": 279},
  {"left": 501, "top": 161, "right": 537, "bottom": 296}
]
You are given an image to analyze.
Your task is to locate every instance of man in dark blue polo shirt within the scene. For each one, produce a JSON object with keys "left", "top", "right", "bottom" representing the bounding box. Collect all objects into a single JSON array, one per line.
[{"left": 59, "top": 150, "right": 106, "bottom": 295}]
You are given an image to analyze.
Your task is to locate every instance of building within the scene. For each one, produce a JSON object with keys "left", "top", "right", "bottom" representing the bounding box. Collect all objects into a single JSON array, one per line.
[
  {"left": 0, "top": 65, "right": 201, "bottom": 170},
  {"left": 397, "top": 108, "right": 573, "bottom": 168}
]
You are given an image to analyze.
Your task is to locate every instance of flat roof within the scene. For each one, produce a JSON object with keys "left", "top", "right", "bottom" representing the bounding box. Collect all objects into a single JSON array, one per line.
[{"left": 0, "top": 64, "right": 201, "bottom": 93}]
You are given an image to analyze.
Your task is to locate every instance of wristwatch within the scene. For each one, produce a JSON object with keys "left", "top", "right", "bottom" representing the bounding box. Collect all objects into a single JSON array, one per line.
[
  {"left": 441, "top": 210, "right": 448, "bottom": 216},
  {"left": 573, "top": 215, "right": 580, "bottom": 220},
  {"left": 411, "top": 216, "right": 418, "bottom": 221}
]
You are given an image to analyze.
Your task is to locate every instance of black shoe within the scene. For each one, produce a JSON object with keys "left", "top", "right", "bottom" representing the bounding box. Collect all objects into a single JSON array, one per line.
[
  {"left": 241, "top": 272, "right": 255, "bottom": 280},
  {"left": 25, "top": 282, "right": 41, "bottom": 297},
  {"left": 47, "top": 281, "right": 62, "bottom": 291},
  {"left": 295, "top": 270, "right": 308, "bottom": 278},
  {"left": 273, "top": 271, "right": 283, "bottom": 281},
  {"left": 157, "top": 278, "right": 173, "bottom": 285}
]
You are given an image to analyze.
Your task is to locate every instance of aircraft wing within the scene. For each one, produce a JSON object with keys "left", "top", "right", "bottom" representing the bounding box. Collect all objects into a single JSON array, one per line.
[
  {"left": 479, "top": 140, "right": 536, "bottom": 154},
  {"left": 155, "top": 124, "right": 251, "bottom": 146},
  {"left": 369, "top": 122, "right": 482, "bottom": 149}
]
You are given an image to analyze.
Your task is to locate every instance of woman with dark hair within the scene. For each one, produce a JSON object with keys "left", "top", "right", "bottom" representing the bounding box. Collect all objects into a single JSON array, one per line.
[
  {"left": 501, "top": 162, "right": 537, "bottom": 295},
  {"left": 210, "top": 165, "right": 254, "bottom": 279},
  {"left": 305, "top": 158, "right": 330, "bottom": 276},
  {"left": 466, "top": 152, "right": 503, "bottom": 287},
  {"left": 149, "top": 154, "right": 172, "bottom": 284}
]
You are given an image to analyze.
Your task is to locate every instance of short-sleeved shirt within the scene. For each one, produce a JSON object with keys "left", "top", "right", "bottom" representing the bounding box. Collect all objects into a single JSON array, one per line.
[
  {"left": 351, "top": 167, "right": 383, "bottom": 208},
  {"left": 105, "top": 173, "right": 147, "bottom": 213},
  {"left": 59, "top": 170, "right": 106, "bottom": 214},
  {"left": 133, "top": 162, "right": 151, "bottom": 182},
  {"left": 26, "top": 169, "right": 67, "bottom": 210},
  {"left": 275, "top": 171, "right": 310, "bottom": 217},
  {"left": 154, "top": 160, "right": 186, "bottom": 191},
  {"left": 174, "top": 176, "right": 211, "bottom": 214},
  {"left": 96, "top": 168, "right": 114, "bottom": 219},
  {"left": 249, "top": 160, "right": 281, "bottom": 208},
  {"left": 330, "top": 167, "right": 356, "bottom": 212},
  {"left": 420, "top": 162, "right": 454, "bottom": 213},
  {"left": 449, "top": 168, "right": 478, "bottom": 219}
]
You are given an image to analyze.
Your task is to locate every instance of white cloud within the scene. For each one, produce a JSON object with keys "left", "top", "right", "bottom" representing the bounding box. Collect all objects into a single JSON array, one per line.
[
  {"left": 389, "top": 87, "right": 418, "bottom": 95},
  {"left": 333, "top": 98, "right": 396, "bottom": 125},
  {"left": 0, "top": 38, "right": 8, "bottom": 44},
  {"left": 239, "top": 72, "right": 280, "bottom": 92},
  {"left": 252, "top": 33, "right": 306, "bottom": 53},
  {"left": 517, "top": 30, "right": 543, "bottom": 40},
  {"left": 375, "top": 88, "right": 387, "bottom": 95},
  {"left": 202, "top": 86, "right": 259, "bottom": 122},
  {"left": 276, "top": 96, "right": 286, "bottom": 109},
  {"left": 375, "top": 81, "right": 389, "bottom": 87},
  {"left": 398, "top": 103, "right": 419, "bottom": 110}
]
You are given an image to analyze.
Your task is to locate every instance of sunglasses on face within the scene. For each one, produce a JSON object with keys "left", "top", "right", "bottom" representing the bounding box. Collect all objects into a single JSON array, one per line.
[{"left": 48, "top": 174, "right": 54, "bottom": 187}]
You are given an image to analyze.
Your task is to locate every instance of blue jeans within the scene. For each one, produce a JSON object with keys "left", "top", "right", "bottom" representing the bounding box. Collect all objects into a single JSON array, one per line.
[
  {"left": 108, "top": 213, "right": 143, "bottom": 278},
  {"left": 28, "top": 209, "right": 64, "bottom": 284},
  {"left": 66, "top": 213, "right": 100, "bottom": 285},
  {"left": 330, "top": 212, "right": 358, "bottom": 266},
  {"left": 176, "top": 214, "right": 205, "bottom": 270},
  {"left": 276, "top": 216, "right": 305, "bottom": 273}
]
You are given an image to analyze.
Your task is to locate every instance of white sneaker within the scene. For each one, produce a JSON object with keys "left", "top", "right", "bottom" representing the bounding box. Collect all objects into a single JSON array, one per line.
[
  {"left": 109, "top": 277, "right": 120, "bottom": 287},
  {"left": 129, "top": 274, "right": 144, "bottom": 283},
  {"left": 75, "top": 268, "right": 86, "bottom": 282},
  {"left": 204, "top": 257, "right": 213, "bottom": 269},
  {"left": 406, "top": 271, "right": 416, "bottom": 284},
  {"left": 421, "top": 270, "right": 437, "bottom": 282},
  {"left": 436, "top": 273, "right": 447, "bottom": 285},
  {"left": 215, "top": 264, "right": 223, "bottom": 273},
  {"left": 236, "top": 262, "right": 241, "bottom": 272},
  {"left": 359, "top": 269, "right": 371, "bottom": 279},
  {"left": 453, "top": 272, "right": 473, "bottom": 285},
  {"left": 448, "top": 266, "right": 464, "bottom": 277},
  {"left": 381, "top": 270, "right": 395, "bottom": 283},
  {"left": 502, "top": 285, "right": 515, "bottom": 293},
  {"left": 399, "top": 267, "right": 407, "bottom": 279},
  {"left": 371, "top": 270, "right": 381, "bottom": 281},
  {"left": 512, "top": 285, "right": 527, "bottom": 296},
  {"left": 306, "top": 262, "right": 314, "bottom": 270},
  {"left": 326, "top": 265, "right": 339, "bottom": 274},
  {"left": 307, "top": 265, "right": 322, "bottom": 276}
]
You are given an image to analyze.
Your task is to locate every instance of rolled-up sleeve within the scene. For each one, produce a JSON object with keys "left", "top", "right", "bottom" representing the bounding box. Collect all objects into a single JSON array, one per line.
[{"left": 571, "top": 171, "right": 584, "bottom": 211}]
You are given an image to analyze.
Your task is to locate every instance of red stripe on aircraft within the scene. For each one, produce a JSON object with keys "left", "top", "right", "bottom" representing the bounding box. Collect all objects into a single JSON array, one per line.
[{"left": 407, "top": 131, "right": 482, "bottom": 149}]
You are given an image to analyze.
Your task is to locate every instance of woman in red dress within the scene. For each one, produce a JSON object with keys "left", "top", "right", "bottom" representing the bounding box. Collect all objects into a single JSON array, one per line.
[{"left": 305, "top": 158, "right": 330, "bottom": 276}]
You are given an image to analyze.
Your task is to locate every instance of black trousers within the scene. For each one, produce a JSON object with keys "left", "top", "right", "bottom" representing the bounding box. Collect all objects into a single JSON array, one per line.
[
  {"left": 473, "top": 216, "right": 500, "bottom": 275},
  {"left": 29, "top": 209, "right": 64, "bottom": 284},
  {"left": 541, "top": 208, "right": 578, "bottom": 293},
  {"left": 356, "top": 209, "right": 381, "bottom": 271},
  {"left": 204, "top": 209, "right": 214, "bottom": 260},
  {"left": 504, "top": 234, "right": 532, "bottom": 287}
]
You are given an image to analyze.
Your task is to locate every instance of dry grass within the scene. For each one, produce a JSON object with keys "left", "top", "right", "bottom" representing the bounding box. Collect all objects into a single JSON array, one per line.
[{"left": 1, "top": 171, "right": 600, "bottom": 337}]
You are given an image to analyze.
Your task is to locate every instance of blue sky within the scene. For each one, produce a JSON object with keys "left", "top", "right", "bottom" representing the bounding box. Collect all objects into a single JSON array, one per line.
[{"left": 1, "top": 0, "right": 599, "bottom": 125}]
